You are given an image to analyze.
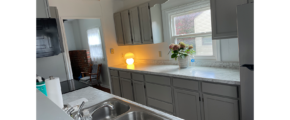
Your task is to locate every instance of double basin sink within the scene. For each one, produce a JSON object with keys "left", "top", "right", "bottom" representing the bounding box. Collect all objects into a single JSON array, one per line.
[{"left": 73, "top": 98, "right": 170, "bottom": 120}]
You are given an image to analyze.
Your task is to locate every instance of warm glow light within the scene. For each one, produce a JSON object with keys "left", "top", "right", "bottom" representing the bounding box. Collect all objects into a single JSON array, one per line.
[
  {"left": 126, "top": 58, "right": 134, "bottom": 65},
  {"left": 124, "top": 53, "right": 135, "bottom": 59},
  {"left": 127, "top": 64, "right": 135, "bottom": 70}
]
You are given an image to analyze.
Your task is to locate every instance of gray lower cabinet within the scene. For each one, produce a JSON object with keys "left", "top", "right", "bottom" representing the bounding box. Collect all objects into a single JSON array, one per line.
[
  {"left": 203, "top": 94, "right": 239, "bottom": 120},
  {"left": 146, "top": 83, "right": 172, "bottom": 103},
  {"left": 174, "top": 89, "right": 201, "bottom": 120},
  {"left": 111, "top": 76, "right": 121, "bottom": 97},
  {"left": 133, "top": 81, "right": 146, "bottom": 105},
  {"left": 120, "top": 78, "right": 134, "bottom": 101}
]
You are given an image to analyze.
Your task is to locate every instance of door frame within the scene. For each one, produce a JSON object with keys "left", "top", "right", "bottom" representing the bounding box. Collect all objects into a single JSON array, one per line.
[{"left": 57, "top": 16, "right": 111, "bottom": 90}]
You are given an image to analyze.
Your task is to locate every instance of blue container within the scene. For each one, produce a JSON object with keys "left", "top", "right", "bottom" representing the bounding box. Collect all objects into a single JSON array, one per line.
[{"left": 36, "top": 81, "right": 47, "bottom": 96}]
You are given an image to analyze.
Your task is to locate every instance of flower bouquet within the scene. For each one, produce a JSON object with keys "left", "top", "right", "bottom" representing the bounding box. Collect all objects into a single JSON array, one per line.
[{"left": 168, "top": 42, "right": 195, "bottom": 68}]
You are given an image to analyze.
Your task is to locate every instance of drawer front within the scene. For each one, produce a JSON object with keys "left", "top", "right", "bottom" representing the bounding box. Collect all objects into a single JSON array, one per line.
[
  {"left": 145, "top": 75, "right": 171, "bottom": 85},
  {"left": 146, "top": 83, "right": 172, "bottom": 103},
  {"left": 132, "top": 73, "right": 144, "bottom": 81},
  {"left": 202, "top": 82, "right": 238, "bottom": 98},
  {"left": 147, "top": 98, "right": 174, "bottom": 114},
  {"left": 110, "top": 70, "right": 119, "bottom": 77},
  {"left": 173, "top": 78, "right": 199, "bottom": 91},
  {"left": 119, "top": 71, "right": 131, "bottom": 79}
]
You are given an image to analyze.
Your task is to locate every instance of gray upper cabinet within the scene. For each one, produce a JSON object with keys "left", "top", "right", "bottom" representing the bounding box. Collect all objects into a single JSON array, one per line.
[
  {"left": 121, "top": 10, "right": 133, "bottom": 45},
  {"left": 174, "top": 89, "right": 201, "bottom": 120},
  {"left": 129, "top": 7, "right": 142, "bottom": 45},
  {"left": 138, "top": 3, "right": 153, "bottom": 44},
  {"left": 37, "top": 0, "right": 50, "bottom": 18},
  {"left": 113, "top": 2, "right": 163, "bottom": 46},
  {"left": 111, "top": 76, "right": 122, "bottom": 97},
  {"left": 120, "top": 78, "right": 134, "bottom": 101},
  {"left": 114, "top": 13, "right": 125, "bottom": 46},
  {"left": 203, "top": 94, "right": 239, "bottom": 120},
  {"left": 133, "top": 81, "right": 147, "bottom": 105},
  {"left": 210, "top": 0, "right": 247, "bottom": 39}
]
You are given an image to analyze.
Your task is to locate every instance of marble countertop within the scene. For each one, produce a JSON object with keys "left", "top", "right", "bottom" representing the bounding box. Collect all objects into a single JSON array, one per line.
[
  {"left": 109, "top": 64, "right": 240, "bottom": 85},
  {"left": 62, "top": 87, "right": 183, "bottom": 120},
  {"left": 37, "top": 89, "right": 73, "bottom": 120}
]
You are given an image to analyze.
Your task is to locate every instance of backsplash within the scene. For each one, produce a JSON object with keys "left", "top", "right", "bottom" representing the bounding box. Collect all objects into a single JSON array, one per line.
[{"left": 135, "top": 59, "right": 240, "bottom": 69}]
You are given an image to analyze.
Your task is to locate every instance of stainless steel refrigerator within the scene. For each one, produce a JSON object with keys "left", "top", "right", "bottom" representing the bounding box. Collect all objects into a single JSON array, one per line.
[{"left": 237, "top": 3, "right": 254, "bottom": 120}]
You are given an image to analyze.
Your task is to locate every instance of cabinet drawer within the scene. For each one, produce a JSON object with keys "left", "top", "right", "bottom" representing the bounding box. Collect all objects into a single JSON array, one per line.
[
  {"left": 145, "top": 75, "right": 170, "bottom": 85},
  {"left": 173, "top": 78, "right": 199, "bottom": 91},
  {"left": 119, "top": 71, "right": 131, "bottom": 79},
  {"left": 132, "top": 73, "right": 144, "bottom": 81},
  {"left": 147, "top": 98, "right": 174, "bottom": 114},
  {"left": 110, "top": 70, "right": 119, "bottom": 77},
  {"left": 202, "top": 82, "right": 238, "bottom": 98},
  {"left": 146, "top": 83, "right": 172, "bottom": 103}
]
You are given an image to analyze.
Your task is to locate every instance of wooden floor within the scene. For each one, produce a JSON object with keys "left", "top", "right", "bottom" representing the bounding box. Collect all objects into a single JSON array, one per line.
[{"left": 92, "top": 85, "right": 111, "bottom": 93}]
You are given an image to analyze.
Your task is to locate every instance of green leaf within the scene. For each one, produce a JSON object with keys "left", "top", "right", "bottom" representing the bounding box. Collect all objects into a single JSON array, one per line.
[{"left": 171, "top": 54, "right": 177, "bottom": 58}]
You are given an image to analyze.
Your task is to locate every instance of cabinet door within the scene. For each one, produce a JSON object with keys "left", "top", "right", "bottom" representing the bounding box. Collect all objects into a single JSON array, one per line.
[
  {"left": 114, "top": 13, "right": 125, "bottom": 45},
  {"left": 138, "top": 3, "right": 153, "bottom": 44},
  {"left": 203, "top": 94, "right": 239, "bottom": 120},
  {"left": 133, "top": 81, "right": 146, "bottom": 105},
  {"left": 37, "top": 0, "right": 50, "bottom": 18},
  {"left": 111, "top": 76, "right": 122, "bottom": 97},
  {"left": 174, "top": 89, "right": 201, "bottom": 120},
  {"left": 146, "top": 83, "right": 172, "bottom": 103},
  {"left": 129, "top": 7, "right": 142, "bottom": 45},
  {"left": 120, "top": 78, "right": 134, "bottom": 101},
  {"left": 121, "top": 10, "right": 133, "bottom": 45},
  {"left": 210, "top": 0, "right": 247, "bottom": 39}
]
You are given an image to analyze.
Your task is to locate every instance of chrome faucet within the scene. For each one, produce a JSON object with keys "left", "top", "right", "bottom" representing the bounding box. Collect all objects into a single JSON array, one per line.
[{"left": 74, "top": 101, "right": 86, "bottom": 120}]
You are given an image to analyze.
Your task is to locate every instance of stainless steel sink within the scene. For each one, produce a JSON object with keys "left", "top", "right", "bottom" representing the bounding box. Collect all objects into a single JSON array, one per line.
[
  {"left": 116, "top": 111, "right": 168, "bottom": 120},
  {"left": 73, "top": 98, "right": 171, "bottom": 120},
  {"left": 82, "top": 98, "right": 130, "bottom": 120}
]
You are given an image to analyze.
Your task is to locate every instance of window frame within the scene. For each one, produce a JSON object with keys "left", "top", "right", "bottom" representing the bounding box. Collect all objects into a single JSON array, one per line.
[{"left": 162, "top": 0, "right": 220, "bottom": 61}]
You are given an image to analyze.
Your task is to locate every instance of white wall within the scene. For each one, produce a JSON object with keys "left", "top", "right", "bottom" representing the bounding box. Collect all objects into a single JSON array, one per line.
[
  {"left": 64, "top": 22, "right": 77, "bottom": 51},
  {"left": 70, "top": 20, "right": 83, "bottom": 50},
  {"left": 37, "top": 54, "right": 68, "bottom": 82}
]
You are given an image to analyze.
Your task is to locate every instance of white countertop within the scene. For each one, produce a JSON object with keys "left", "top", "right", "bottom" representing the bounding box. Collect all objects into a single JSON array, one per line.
[
  {"left": 109, "top": 64, "right": 240, "bottom": 85},
  {"left": 62, "top": 87, "right": 183, "bottom": 120},
  {"left": 37, "top": 89, "right": 73, "bottom": 120}
]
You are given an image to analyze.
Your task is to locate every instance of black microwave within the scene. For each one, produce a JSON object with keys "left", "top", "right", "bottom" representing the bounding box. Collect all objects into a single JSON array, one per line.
[{"left": 37, "top": 18, "right": 63, "bottom": 58}]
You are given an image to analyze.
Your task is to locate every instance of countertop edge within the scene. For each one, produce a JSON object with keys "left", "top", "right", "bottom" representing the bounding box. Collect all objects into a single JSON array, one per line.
[{"left": 108, "top": 66, "right": 240, "bottom": 85}]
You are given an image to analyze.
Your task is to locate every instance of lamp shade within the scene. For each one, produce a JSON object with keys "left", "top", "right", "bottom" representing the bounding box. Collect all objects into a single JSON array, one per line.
[{"left": 124, "top": 52, "right": 135, "bottom": 59}]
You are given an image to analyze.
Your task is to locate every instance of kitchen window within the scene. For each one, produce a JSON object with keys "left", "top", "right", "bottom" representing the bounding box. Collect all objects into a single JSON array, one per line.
[{"left": 165, "top": 0, "right": 220, "bottom": 60}]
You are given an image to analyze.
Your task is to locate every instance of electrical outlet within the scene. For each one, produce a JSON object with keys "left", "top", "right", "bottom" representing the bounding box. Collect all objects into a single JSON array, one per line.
[
  {"left": 110, "top": 48, "right": 114, "bottom": 54},
  {"left": 159, "top": 51, "right": 162, "bottom": 57}
]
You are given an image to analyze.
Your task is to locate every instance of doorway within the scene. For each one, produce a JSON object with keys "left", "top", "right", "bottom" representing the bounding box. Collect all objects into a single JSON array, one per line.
[{"left": 62, "top": 18, "right": 110, "bottom": 93}]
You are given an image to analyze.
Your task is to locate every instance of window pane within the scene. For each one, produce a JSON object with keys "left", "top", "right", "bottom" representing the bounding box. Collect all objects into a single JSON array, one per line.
[
  {"left": 176, "top": 36, "right": 213, "bottom": 56},
  {"left": 174, "top": 9, "right": 211, "bottom": 35}
]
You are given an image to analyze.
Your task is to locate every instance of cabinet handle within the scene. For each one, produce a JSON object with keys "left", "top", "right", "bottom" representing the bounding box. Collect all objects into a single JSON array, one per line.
[
  {"left": 199, "top": 97, "right": 201, "bottom": 101},
  {"left": 144, "top": 85, "right": 146, "bottom": 89}
]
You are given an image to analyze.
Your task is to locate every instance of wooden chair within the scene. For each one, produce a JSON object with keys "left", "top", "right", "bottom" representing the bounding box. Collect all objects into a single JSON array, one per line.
[{"left": 80, "top": 64, "right": 102, "bottom": 86}]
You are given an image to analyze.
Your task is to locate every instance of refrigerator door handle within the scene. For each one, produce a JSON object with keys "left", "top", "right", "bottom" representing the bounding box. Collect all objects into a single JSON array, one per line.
[{"left": 241, "top": 64, "right": 254, "bottom": 71}]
